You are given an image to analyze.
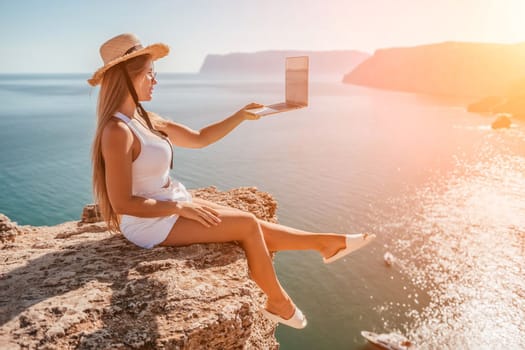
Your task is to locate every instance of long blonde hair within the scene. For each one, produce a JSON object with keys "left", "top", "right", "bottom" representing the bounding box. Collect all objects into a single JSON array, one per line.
[{"left": 91, "top": 54, "right": 152, "bottom": 232}]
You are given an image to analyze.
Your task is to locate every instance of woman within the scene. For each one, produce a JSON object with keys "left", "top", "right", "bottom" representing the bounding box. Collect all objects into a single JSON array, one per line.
[{"left": 88, "top": 33, "right": 375, "bottom": 329}]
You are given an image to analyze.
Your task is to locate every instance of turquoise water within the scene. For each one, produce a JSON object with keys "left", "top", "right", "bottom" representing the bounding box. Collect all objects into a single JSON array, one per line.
[{"left": 1, "top": 74, "right": 524, "bottom": 349}]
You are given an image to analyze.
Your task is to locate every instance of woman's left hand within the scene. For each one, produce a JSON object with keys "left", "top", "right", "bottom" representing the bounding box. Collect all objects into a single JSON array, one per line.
[{"left": 237, "top": 102, "right": 264, "bottom": 121}]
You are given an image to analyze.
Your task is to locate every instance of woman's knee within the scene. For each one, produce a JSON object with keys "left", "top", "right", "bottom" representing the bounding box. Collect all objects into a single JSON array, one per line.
[
  {"left": 219, "top": 211, "right": 260, "bottom": 241},
  {"left": 160, "top": 209, "right": 259, "bottom": 247}
]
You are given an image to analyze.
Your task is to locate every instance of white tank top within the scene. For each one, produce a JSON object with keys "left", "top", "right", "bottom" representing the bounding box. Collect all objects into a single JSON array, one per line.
[{"left": 113, "top": 111, "right": 172, "bottom": 195}]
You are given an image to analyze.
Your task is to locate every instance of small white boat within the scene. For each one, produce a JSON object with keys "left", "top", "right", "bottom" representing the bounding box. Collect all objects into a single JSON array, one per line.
[
  {"left": 383, "top": 252, "right": 395, "bottom": 266},
  {"left": 361, "top": 331, "right": 416, "bottom": 350}
]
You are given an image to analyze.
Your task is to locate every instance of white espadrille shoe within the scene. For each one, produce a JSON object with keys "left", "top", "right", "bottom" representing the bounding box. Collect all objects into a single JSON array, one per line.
[{"left": 323, "top": 233, "right": 376, "bottom": 264}]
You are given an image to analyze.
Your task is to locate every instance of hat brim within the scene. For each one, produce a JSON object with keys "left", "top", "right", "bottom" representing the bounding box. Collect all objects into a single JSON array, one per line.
[{"left": 87, "top": 43, "right": 169, "bottom": 86}]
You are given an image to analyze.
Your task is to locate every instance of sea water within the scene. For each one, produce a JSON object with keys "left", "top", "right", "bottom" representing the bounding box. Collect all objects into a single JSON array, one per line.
[{"left": 1, "top": 73, "right": 524, "bottom": 349}]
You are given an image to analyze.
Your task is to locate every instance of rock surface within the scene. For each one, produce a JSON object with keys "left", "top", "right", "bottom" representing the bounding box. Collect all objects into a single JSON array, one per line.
[
  {"left": 0, "top": 186, "right": 279, "bottom": 350},
  {"left": 467, "top": 94, "right": 525, "bottom": 120},
  {"left": 466, "top": 95, "right": 507, "bottom": 113},
  {"left": 491, "top": 114, "right": 512, "bottom": 129}
]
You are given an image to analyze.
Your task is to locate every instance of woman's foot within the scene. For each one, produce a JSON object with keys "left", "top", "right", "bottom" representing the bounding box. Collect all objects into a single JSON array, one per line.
[
  {"left": 321, "top": 234, "right": 347, "bottom": 260},
  {"left": 262, "top": 297, "right": 307, "bottom": 329},
  {"left": 322, "top": 233, "right": 376, "bottom": 264},
  {"left": 265, "top": 297, "right": 295, "bottom": 320}
]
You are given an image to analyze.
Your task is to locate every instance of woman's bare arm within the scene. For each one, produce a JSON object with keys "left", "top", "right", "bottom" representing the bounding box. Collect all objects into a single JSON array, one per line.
[
  {"left": 148, "top": 112, "right": 205, "bottom": 148},
  {"left": 148, "top": 102, "right": 263, "bottom": 149}
]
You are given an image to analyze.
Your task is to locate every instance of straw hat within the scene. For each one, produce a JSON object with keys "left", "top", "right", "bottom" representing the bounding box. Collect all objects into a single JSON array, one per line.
[{"left": 88, "top": 33, "right": 169, "bottom": 86}]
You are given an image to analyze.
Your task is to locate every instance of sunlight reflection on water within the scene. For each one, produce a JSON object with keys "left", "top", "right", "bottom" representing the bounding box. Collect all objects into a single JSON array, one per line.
[{"left": 376, "top": 129, "right": 525, "bottom": 349}]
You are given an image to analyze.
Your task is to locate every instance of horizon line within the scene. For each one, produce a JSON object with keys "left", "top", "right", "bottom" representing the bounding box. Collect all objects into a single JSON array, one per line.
[{"left": 3, "top": 39, "right": 525, "bottom": 75}]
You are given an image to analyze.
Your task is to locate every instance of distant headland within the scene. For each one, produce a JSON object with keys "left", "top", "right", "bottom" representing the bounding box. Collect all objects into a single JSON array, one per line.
[
  {"left": 341, "top": 41, "right": 525, "bottom": 119},
  {"left": 199, "top": 50, "right": 370, "bottom": 78},
  {"left": 342, "top": 41, "right": 525, "bottom": 97}
]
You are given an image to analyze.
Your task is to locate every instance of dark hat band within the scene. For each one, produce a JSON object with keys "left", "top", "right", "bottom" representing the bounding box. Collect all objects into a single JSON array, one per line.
[{"left": 123, "top": 44, "right": 143, "bottom": 56}]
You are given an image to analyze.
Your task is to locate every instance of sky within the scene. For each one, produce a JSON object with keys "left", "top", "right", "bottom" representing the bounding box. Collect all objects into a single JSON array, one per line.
[{"left": 1, "top": 0, "right": 524, "bottom": 73}]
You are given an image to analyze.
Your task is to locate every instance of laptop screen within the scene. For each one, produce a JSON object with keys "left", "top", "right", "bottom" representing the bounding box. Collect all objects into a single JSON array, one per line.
[{"left": 285, "top": 56, "right": 309, "bottom": 106}]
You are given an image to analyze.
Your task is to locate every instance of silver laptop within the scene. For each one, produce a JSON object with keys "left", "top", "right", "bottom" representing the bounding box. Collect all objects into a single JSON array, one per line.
[{"left": 246, "top": 56, "right": 309, "bottom": 117}]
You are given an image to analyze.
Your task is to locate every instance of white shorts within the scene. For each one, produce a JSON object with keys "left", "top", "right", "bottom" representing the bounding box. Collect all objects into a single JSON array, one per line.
[{"left": 120, "top": 179, "right": 193, "bottom": 249}]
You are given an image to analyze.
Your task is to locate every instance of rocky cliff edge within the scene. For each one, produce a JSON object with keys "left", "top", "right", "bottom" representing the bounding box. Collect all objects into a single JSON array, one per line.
[{"left": 0, "top": 186, "right": 279, "bottom": 350}]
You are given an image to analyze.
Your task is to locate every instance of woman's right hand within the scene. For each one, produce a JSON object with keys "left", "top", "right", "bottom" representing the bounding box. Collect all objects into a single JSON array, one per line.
[
  {"left": 176, "top": 202, "right": 222, "bottom": 228},
  {"left": 236, "top": 102, "right": 264, "bottom": 120}
]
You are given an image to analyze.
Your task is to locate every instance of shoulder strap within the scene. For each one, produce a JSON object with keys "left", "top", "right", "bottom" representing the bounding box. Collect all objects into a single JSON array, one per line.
[
  {"left": 112, "top": 111, "right": 145, "bottom": 144},
  {"left": 113, "top": 111, "right": 132, "bottom": 123}
]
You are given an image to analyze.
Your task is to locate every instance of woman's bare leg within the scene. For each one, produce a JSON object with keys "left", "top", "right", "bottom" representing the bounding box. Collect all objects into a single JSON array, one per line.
[
  {"left": 191, "top": 197, "right": 346, "bottom": 259},
  {"left": 159, "top": 209, "right": 295, "bottom": 319}
]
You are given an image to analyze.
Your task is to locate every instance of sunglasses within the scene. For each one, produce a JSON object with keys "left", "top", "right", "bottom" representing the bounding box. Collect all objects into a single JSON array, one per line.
[{"left": 146, "top": 71, "right": 157, "bottom": 80}]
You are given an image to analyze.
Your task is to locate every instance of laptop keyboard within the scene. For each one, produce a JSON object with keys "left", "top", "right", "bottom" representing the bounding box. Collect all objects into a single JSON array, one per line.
[
  {"left": 269, "top": 103, "right": 293, "bottom": 110},
  {"left": 246, "top": 102, "right": 302, "bottom": 115}
]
